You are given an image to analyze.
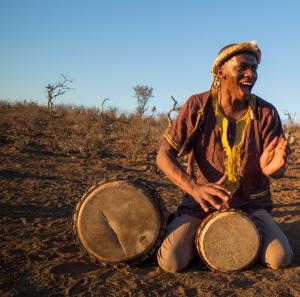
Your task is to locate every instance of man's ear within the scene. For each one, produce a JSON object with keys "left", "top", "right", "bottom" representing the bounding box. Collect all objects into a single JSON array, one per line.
[{"left": 216, "top": 67, "right": 226, "bottom": 80}]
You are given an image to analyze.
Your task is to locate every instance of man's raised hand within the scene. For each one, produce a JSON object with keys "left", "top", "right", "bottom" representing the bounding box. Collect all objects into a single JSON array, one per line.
[{"left": 260, "top": 137, "right": 288, "bottom": 177}]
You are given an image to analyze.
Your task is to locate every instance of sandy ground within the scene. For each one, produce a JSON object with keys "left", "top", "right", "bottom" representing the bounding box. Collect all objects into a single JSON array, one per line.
[{"left": 1, "top": 137, "right": 300, "bottom": 297}]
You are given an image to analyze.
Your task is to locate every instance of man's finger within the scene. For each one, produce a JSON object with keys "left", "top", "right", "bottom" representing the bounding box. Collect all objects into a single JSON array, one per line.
[
  {"left": 201, "top": 193, "right": 221, "bottom": 210},
  {"left": 216, "top": 174, "right": 227, "bottom": 185},
  {"left": 277, "top": 138, "right": 286, "bottom": 151},
  {"left": 268, "top": 149, "right": 276, "bottom": 161},
  {"left": 220, "top": 201, "right": 230, "bottom": 210},
  {"left": 205, "top": 187, "right": 230, "bottom": 202},
  {"left": 209, "top": 183, "right": 231, "bottom": 196},
  {"left": 282, "top": 141, "right": 289, "bottom": 153},
  {"left": 264, "top": 137, "right": 278, "bottom": 152},
  {"left": 198, "top": 198, "right": 209, "bottom": 213}
]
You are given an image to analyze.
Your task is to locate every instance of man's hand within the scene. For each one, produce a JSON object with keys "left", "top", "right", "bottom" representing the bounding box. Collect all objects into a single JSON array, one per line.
[
  {"left": 156, "top": 147, "right": 230, "bottom": 213},
  {"left": 260, "top": 137, "right": 288, "bottom": 177},
  {"left": 189, "top": 175, "right": 231, "bottom": 212}
]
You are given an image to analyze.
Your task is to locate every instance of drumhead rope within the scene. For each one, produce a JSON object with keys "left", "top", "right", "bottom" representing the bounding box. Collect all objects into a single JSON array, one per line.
[
  {"left": 195, "top": 209, "right": 261, "bottom": 272},
  {"left": 73, "top": 177, "right": 166, "bottom": 265}
]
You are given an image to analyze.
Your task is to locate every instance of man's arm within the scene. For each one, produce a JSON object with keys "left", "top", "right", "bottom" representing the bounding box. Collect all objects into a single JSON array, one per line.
[{"left": 156, "top": 146, "right": 230, "bottom": 212}]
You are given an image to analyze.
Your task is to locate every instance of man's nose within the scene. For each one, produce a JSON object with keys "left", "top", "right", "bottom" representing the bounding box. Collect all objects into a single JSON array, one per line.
[{"left": 244, "top": 68, "right": 256, "bottom": 78}]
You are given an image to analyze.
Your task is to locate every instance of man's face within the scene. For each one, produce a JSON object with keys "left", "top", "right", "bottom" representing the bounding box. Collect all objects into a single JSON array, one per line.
[{"left": 218, "top": 53, "right": 258, "bottom": 100}]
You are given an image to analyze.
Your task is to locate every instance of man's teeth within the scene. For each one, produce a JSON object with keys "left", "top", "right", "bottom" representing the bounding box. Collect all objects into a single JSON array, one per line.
[{"left": 240, "top": 82, "right": 253, "bottom": 86}]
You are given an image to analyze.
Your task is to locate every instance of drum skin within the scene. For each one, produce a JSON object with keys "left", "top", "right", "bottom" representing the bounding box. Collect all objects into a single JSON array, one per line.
[
  {"left": 73, "top": 178, "right": 166, "bottom": 265},
  {"left": 195, "top": 209, "right": 261, "bottom": 272}
]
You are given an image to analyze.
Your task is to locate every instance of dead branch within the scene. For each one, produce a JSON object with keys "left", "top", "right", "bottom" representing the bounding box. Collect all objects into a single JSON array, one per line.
[
  {"left": 284, "top": 110, "right": 296, "bottom": 126},
  {"left": 167, "top": 96, "right": 179, "bottom": 127},
  {"left": 101, "top": 98, "right": 109, "bottom": 112},
  {"left": 150, "top": 106, "right": 157, "bottom": 118}
]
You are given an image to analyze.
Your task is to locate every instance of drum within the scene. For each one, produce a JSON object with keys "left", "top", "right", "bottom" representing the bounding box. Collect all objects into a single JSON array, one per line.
[
  {"left": 73, "top": 178, "right": 166, "bottom": 265},
  {"left": 195, "top": 209, "right": 261, "bottom": 272}
]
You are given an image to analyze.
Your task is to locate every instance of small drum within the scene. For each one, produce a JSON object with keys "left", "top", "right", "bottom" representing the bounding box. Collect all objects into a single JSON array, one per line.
[
  {"left": 195, "top": 209, "right": 261, "bottom": 272},
  {"left": 73, "top": 178, "right": 166, "bottom": 265}
]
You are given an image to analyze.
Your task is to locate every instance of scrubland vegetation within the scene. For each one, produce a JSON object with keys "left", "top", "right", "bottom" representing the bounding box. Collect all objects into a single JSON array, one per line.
[{"left": 0, "top": 100, "right": 169, "bottom": 159}]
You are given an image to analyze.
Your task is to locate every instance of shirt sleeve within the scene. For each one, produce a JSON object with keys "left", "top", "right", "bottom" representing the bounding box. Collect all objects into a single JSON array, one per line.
[
  {"left": 161, "top": 95, "right": 202, "bottom": 157},
  {"left": 260, "top": 105, "right": 285, "bottom": 151}
]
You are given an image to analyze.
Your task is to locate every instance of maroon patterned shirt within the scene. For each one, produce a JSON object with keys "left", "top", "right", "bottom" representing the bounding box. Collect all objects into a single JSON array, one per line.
[{"left": 162, "top": 91, "right": 285, "bottom": 218}]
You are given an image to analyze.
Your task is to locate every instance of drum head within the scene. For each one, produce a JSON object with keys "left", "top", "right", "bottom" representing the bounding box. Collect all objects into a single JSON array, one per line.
[
  {"left": 196, "top": 210, "right": 261, "bottom": 272},
  {"left": 73, "top": 179, "right": 165, "bottom": 264}
]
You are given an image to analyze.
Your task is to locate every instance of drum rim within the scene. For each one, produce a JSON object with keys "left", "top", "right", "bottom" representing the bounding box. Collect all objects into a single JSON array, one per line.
[
  {"left": 73, "top": 177, "right": 167, "bottom": 265},
  {"left": 195, "top": 208, "right": 262, "bottom": 272}
]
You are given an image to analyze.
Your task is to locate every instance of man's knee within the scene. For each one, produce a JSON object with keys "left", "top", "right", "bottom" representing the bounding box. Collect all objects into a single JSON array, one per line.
[
  {"left": 262, "top": 240, "right": 293, "bottom": 269},
  {"left": 156, "top": 214, "right": 201, "bottom": 273},
  {"left": 157, "top": 245, "right": 191, "bottom": 273},
  {"left": 265, "top": 252, "right": 293, "bottom": 269}
]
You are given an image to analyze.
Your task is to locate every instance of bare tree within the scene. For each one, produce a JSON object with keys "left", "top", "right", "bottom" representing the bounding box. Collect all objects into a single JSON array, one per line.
[
  {"left": 133, "top": 85, "right": 154, "bottom": 117},
  {"left": 46, "top": 74, "right": 73, "bottom": 113},
  {"left": 284, "top": 110, "right": 296, "bottom": 126}
]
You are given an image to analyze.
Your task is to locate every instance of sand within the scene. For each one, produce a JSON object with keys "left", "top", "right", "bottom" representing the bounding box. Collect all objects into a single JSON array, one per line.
[{"left": 1, "top": 131, "right": 300, "bottom": 297}]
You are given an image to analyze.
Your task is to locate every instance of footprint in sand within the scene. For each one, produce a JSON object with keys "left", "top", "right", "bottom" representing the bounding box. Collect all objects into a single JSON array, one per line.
[
  {"left": 66, "top": 279, "right": 88, "bottom": 295},
  {"left": 50, "top": 262, "right": 98, "bottom": 275},
  {"left": 57, "top": 243, "right": 80, "bottom": 254}
]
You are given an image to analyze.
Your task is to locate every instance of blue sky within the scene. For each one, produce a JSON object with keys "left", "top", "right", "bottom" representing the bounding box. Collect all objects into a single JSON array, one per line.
[{"left": 1, "top": 1, "right": 300, "bottom": 121}]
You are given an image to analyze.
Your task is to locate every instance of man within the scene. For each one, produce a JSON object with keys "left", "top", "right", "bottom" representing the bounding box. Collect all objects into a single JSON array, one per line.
[{"left": 156, "top": 41, "right": 293, "bottom": 273}]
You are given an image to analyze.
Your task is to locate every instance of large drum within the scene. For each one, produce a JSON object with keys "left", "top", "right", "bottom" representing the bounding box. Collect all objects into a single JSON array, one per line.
[
  {"left": 73, "top": 178, "right": 166, "bottom": 265},
  {"left": 195, "top": 209, "right": 261, "bottom": 272}
]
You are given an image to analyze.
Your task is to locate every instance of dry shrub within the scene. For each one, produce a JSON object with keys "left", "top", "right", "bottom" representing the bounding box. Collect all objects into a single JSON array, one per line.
[
  {"left": 0, "top": 100, "right": 49, "bottom": 148},
  {"left": 45, "top": 105, "right": 115, "bottom": 157},
  {"left": 283, "top": 112, "right": 300, "bottom": 150},
  {"left": 117, "top": 113, "right": 168, "bottom": 161}
]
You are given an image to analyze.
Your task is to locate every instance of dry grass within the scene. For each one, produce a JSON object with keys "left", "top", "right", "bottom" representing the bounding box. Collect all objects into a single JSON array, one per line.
[{"left": 0, "top": 100, "right": 169, "bottom": 159}]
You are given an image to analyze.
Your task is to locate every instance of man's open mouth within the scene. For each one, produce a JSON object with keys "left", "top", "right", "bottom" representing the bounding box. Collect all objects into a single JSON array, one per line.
[{"left": 239, "top": 81, "right": 254, "bottom": 93}]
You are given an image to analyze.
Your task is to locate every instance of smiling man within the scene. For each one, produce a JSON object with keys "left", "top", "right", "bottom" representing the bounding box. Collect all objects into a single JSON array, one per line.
[{"left": 156, "top": 41, "right": 293, "bottom": 273}]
